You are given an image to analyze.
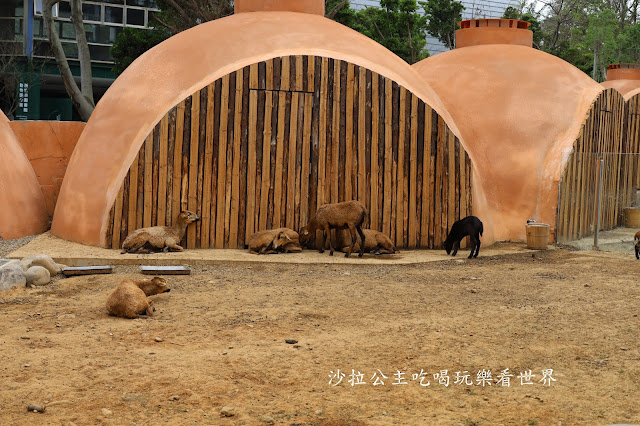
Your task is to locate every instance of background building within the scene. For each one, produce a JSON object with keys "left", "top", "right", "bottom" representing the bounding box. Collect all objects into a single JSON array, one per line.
[
  {"left": 350, "top": 0, "right": 521, "bottom": 55},
  {"left": 0, "top": 0, "right": 159, "bottom": 121}
]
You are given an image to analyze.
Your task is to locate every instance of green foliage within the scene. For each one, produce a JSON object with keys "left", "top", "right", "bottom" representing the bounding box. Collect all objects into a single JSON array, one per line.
[
  {"left": 502, "top": 6, "right": 543, "bottom": 48},
  {"left": 420, "top": 0, "right": 464, "bottom": 50},
  {"left": 110, "top": 27, "right": 170, "bottom": 75},
  {"left": 327, "top": 0, "right": 430, "bottom": 63}
]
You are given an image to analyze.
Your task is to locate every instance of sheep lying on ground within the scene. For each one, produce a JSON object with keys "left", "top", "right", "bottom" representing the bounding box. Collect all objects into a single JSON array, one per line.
[
  {"left": 443, "top": 215, "right": 483, "bottom": 259},
  {"left": 248, "top": 228, "right": 302, "bottom": 255},
  {"left": 299, "top": 200, "right": 367, "bottom": 258},
  {"left": 105, "top": 277, "right": 170, "bottom": 319},
  {"left": 121, "top": 211, "right": 200, "bottom": 254},
  {"left": 302, "top": 229, "right": 396, "bottom": 255},
  {"left": 634, "top": 230, "right": 640, "bottom": 259}
]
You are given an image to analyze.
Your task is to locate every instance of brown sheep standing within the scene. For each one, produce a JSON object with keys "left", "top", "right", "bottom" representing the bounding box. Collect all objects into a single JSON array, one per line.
[
  {"left": 248, "top": 228, "right": 302, "bottom": 254},
  {"left": 299, "top": 200, "right": 367, "bottom": 258},
  {"left": 105, "top": 277, "right": 170, "bottom": 319},
  {"left": 121, "top": 211, "right": 200, "bottom": 254}
]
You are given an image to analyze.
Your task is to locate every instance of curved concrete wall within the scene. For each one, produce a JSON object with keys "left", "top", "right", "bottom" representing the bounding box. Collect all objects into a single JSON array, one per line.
[
  {"left": 9, "top": 121, "right": 85, "bottom": 216},
  {"left": 414, "top": 45, "right": 604, "bottom": 242},
  {"left": 0, "top": 112, "right": 49, "bottom": 239},
  {"left": 52, "top": 11, "right": 463, "bottom": 247},
  {"left": 601, "top": 80, "right": 640, "bottom": 100}
]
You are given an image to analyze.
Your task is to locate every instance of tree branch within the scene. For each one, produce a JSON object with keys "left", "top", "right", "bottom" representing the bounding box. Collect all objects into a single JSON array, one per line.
[{"left": 326, "top": 0, "right": 348, "bottom": 19}]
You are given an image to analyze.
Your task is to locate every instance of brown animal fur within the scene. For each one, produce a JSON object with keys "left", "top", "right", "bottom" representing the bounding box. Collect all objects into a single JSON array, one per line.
[
  {"left": 248, "top": 228, "right": 301, "bottom": 254},
  {"left": 121, "top": 211, "right": 200, "bottom": 254},
  {"left": 299, "top": 201, "right": 368, "bottom": 258},
  {"left": 635, "top": 230, "right": 640, "bottom": 259},
  {"left": 105, "top": 277, "right": 171, "bottom": 319},
  {"left": 302, "top": 229, "right": 396, "bottom": 254}
]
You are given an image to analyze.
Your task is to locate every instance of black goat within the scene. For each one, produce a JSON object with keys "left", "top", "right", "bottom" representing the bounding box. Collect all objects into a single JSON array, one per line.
[{"left": 443, "top": 216, "right": 483, "bottom": 259}]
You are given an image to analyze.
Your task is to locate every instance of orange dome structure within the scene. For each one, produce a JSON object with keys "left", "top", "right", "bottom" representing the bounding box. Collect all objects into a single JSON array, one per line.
[
  {"left": 52, "top": 6, "right": 479, "bottom": 249},
  {"left": 0, "top": 110, "right": 49, "bottom": 239},
  {"left": 601, "top": 64, "right": 640, "bottom": 99},
  {"left": 413, "top": 19, "right": 623, "bottom": 242}
]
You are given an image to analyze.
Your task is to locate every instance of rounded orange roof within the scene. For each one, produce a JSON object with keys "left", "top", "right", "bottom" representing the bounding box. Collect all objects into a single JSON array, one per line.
[
  {"left": 602, "top": 64, "right": 640, "bottom": 99},
  {"left": 52, "top": 11, "right": 459, "bottom": 246},
  {"left": 235, "top": 0, "right": 324, "bottom": 15},
  {"left": 456, "top": 19, "right": 533, "bottom": 48},
  {"left": 0, "top": 111, "right": 49, "bottom": 239},
  {"left": 414, "top": 45, "right": 604, "bottom": 242}
]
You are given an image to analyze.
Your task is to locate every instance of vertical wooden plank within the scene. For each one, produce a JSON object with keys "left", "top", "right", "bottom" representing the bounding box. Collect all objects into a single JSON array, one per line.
[
  {"left": 370, "top": 73, "right": 380, "bottom": 230},
  {"left": 151, "top": 126, "right": 160, "bottom": 226},
  {"left": 128, "top": 151, "right": 139, "bottom": 236},
  {"left": 358, "top": 66, "right": 366, "bottom": 208},
  {"left": 281, "top": 56, "right": 290, "bottom": 92},
  {"left": 215, "top": 75, "right": 230, "bottom": 248},
  {"left": 331, "top": 60, "right": 341, "bottom": 203},
  {"left": 224, "top": 73, "right": 237, "bottom": 246},
  {"left": 318, "top": 57, "right": 329, "bottom": 207},
  {"left": 448, "top": 129, "right": 456, "bottom": 234},
  {"left": 143, "top": 132, "right": 153, "bottom": 228},
  {"left": 200, "top": 83, "right": 215, "bottom": 248},
  {"left": 273, "top": 91, "right": 288, "bottom": 227},
  {"left": 246, "top": 89, "right": 258, "bottom": 241},
  {"left": 408, "top": 93, "right": 418, "bottom": 248},
  {"left": 250, "top": 63, "right": 259, "bottom": 90},
  {"left": 171, "top": 101, "right": 185, "bottom": 225},
  {"left": 259, "top": 92, "right": 273, "bottom": 230},
  {"left": 287, "top": 93, "right": 299, "bottom": 228},
  {"left": 345, "top": 63, "right": 355, "bottom": 201},
  {"left": 300, "top": 93, "right": 313, "bottom": 228},
  {"left": 111, "top": 183, "right": 124, "bottom": 249},
  {"left": 136, "top": 145, "right": 145, "bottom": 230},
  {"left": 266, "top": 58, "right": 274, "bottom": 91},
  {"left": 383, "top": 78, "right": 393, "bottom": 236},
  {"left": 239, "top": 68, "right": 250, "bottom": 246},
  {"left": 295, "top": 55, "right": 303, "bottom": 92},
  {"left": 229, "top": 68, "right": 243, "bottom": 248},
  {"left": 186, "top": 90, "right": 200, "bottom": 248},
  {"left": 157, "top": 114, "right": 169, "bottom": 227},
  {"left": 396, "top": 87, "right": 406, "bottom": 246},
  {"left": 307, "top": 55, "right": 315, "bottom": 92}
]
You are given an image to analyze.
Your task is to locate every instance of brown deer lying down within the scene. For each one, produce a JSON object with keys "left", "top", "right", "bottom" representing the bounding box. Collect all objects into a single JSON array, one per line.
[
  {"left": 105, "top": 277, "right": 170, "bottom": 319},
  {"left": 635, "top": 230, "right": 640, "bottom": 259},
  {"left": 121, "top": 211, "right": 200, "bottom": 254},
  {"left": 302, "top": 229, "right": 396, "bottom": 254},
  {"left": 248, "top": 228, "right": 302, "bottom": 254},
  {"left": 299, "top": 200, "right": 368, "bottom": 258},
  {"left": 443, "top": 215, "right": 483, "bottom": 259}
]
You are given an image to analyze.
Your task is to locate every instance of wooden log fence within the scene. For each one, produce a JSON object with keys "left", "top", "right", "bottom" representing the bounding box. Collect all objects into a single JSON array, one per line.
[{"left": 106, "top": 55, "right": 473, "bottom": 249}]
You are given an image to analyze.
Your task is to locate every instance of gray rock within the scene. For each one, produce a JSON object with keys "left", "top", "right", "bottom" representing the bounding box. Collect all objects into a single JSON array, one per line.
[
  {"left": 220, "top": 407, "right": 235, "bottom": 417},
  {"left": 20, "top": 255, "right": 62, "bottom": 275},
  {"left": 0, "top": 263, "right": 26, "bottom": 291},
  {"left": 24, "top": 266, "right": 51, "bottom": 286}
]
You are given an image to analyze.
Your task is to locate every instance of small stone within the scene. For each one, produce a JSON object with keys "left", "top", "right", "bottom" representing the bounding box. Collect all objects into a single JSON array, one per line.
[
  {"left": 263, "top": 416, "right": 274, "bottom": 424},
  {"left": 154, "top": 337, "right": 163, "bottom": 342},
  {"left": 315, "top": 410, "right": 323, "bottom": 415},
  {"left": 285, "top": 339, "right": 298, "bottom": 344},
  {"left": 483, "top": 396, "right": 489, "bottom": 401},
  {"left": 24, "top": 266, "right": 51, "bottom": 286},
  {"left": 169, "top": 395, "right": 180, "bottom": 401},
  {"left": 220, "top": 406, "right": 235, "bottom": 417},
  {"left": 314, "top": 360, "right": 320, "bottom": 364},
  {"left": 101, "top": 408, "right": 112, "bottom": 416},
  {"left": 470, "top": 288, "right": 478, "bottom": 293},
  {"left": 293, "top": 345, "right": 302, "bottom": 349},
  {"left": 26, "top": 404, "right": 45, "bottom": 413},
  {"left": 584, "top": 284, "right": 590, "bottom": 287},
  {"left": 620, "top": 347, "right": 629, "bottom": 351},
  {"left": 222, "top": 351, "right": 228, "bottom": 355},
  {"left": 20, "top": 335, "right": 30, "bottom": 340},
  {"left": 24, "top": 364, "right": 30, "bottom": 368}
]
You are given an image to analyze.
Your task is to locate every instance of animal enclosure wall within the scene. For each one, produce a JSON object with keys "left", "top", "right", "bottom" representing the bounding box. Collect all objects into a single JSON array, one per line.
[
  {"left": 556, "top": 89, "right": 629, "bottom": 242},
  {"left": 105, "top": 56, "right": 473, "bottom": 249}
]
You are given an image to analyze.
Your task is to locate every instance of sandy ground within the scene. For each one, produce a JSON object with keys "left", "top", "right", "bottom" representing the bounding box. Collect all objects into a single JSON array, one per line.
[{"left": 0, "top": 245, "right": 639, "bottom": 425}]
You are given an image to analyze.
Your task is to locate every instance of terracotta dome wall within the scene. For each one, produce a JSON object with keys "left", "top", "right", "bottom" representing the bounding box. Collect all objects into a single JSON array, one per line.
[
  {"left": 0, "top": 112, "right": 49, "bottom": 239},
  {"left": 51, "top": 11, "right": 471, "bottom": 248},
  {"left": 556, "top": 89, "right": 627, "bottom": 242},
  {"left": 414, "top": 45, "right": 605, "bottom": 242},
  {"left": 104, "top": 55, "right": 473, "bottom": 249}
]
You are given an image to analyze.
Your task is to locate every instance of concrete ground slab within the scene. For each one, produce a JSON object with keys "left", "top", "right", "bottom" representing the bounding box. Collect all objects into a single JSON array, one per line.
[
  {"left": 564, "top": 226, "right": 637, "bottom": 256},
  {"left": 9, "top": 232, "right": 540, "bottom": 267}
]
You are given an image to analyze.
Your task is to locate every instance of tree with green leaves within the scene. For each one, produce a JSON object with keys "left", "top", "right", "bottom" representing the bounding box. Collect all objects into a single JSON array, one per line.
[
  {"left": 502, "top": 6, "right": 543, "bottom": 48},
  {"left": 111, "top": 27, "right": 171, "bottom": 75},
  {"left": 420, "top": 0, "right": 464, "bottom": 50}
]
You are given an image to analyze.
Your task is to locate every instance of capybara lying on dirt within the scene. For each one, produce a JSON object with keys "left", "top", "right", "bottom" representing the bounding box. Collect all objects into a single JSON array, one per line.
[
  {"left": 121, "top": 211, "right": 200, "bottom": 254},
  {"left": 299, "top": 200, "right": 368, "bottom": 258},
  {"left": 443, "top": 216, "right": 483, "bottom": 259},
  {"left": 634, "top": 230, "right": 640, "bottom": 259},
  {"left": 105, "top": 277, "right": 170, "bottom": 319},
  {"left": 301, "top": 229, "right": 396, "bottom": 255},
  {"left": 248, "top": 228, "right": 302, "bottom": 255}
]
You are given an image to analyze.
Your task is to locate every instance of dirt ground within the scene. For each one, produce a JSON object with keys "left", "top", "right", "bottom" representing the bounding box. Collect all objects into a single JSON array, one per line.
[{"left": 1, "top": 245, "right": 639, "bottom": 425}]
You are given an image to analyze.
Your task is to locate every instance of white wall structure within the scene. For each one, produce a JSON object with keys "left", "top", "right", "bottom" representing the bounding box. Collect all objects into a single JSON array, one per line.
[{"left": 350, "top": 0, "right": 521, "bottom": 55}]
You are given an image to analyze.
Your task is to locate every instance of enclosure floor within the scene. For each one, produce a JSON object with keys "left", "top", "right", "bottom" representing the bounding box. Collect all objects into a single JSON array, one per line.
[
  {"left": 564, "top": 226, "right": 638, "bottom": 255},
  {"left": 8, "top": 232, "right": 538, "bottom": 267}
]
